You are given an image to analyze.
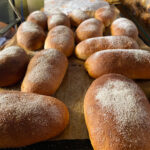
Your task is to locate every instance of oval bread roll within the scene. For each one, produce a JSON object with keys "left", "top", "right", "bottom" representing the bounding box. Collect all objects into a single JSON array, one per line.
[
  {"left": 95, "top": 6, "right": 117, "bottom": 27},
  {"left": 84, "top": 73, "right": 150, "bottom": 150},
  {"left": 17, "top": 21, "right": 46, "bottom": 51},
  {"left": 85, "top": 49, "right": 150, "bottom": 79},
  {"left": 69, "top": 9, "right": 90, "bottom": 27},
  {"left": 0, "top": 46, "right": 29, "bottom": 87},
  {"left": 48, "top": 13, "right": 70, "bottom": 30},
  {"left": 27, "top": 11, "right": 47, "bottom": 30},
  {"left": 44, "top": 25, "right": 74, "bottom": 57},
  {"left": 111, "top": 17, "right": 139, "bottom": 39},
  {"left": 21, "top": 49, "right": 68, "bottom": 95},
  {"left": 75, "top": 36, "right": 139, "bottom": 60},
  {"left": 0, "top": 91, "right": 69, "bottom": 148},
  {"left": 75, "top": 18, "right": 104, "bottom": 42}
]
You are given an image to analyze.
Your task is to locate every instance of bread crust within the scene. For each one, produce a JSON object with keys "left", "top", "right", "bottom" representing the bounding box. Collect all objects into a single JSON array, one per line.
[
  {"left": 95, "top": 6, "right": 117, "bottom": 27},
  {"left": 75, "top": 18, "right": 104, "bottom": 42},
  {"left": 48, "top": 13, "right": 70, "bottom": 30},
  {"left": 111, "top": 17, "right": 139, "bottom": 39},
  {"left": 84, "top": 73, "right": 150, "bottom": 150},
  {"left": 27, "top": 11, "right": 47, "bottom": 30},
  {"left": 0, "top": 46, "right": 29, "bottom": 86},
  {"left": 85, "top": 49, "right": 150, "bottom": 79},
  {"left": 69, "top": 9, "right": 90, "bottom": 27},
  {"left": 21, "top": 49, "right": 68, "bottom": 95},
  {"left": 44, "top": 25, "right": 74, "bottom": 57},
  {"left": 75, "top": 36, "right": 139, "bottom": 60},
  {"left": 17, "top": 21, "right": 46, "bottom": 51},
  {"left": 0, "top": 91, "right": 69, "bottom": 148}
]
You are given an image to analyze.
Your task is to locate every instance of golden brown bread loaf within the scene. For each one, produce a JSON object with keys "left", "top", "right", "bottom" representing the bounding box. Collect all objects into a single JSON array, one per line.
[
  {"left": 0, "top": 91, "right": 69, "bottom": 148},
  {"left": 75, "top": 36, "right": 139, "bottom": 60},
  {"left": 44, "top": 25, "right": 74, "bottom": 57},
  {"left": 27, "top": 10, "right": 47, "bottom": 30},
  {"left": 0, "top": 46, "right": 29, "bottom": 87},
  {"left": 17, "top": 21, "right": 46, "bottom": 51},
  {"left": 95, "top": 5, "right": 117, "bottom": 27},
  {"left": 84, "top": 73, "right": 150, "bottom": 150},
  {"left": 75, "top": 18, "right": 104, "bottom": 42},
  {"left": 85, "top": 49, "right": 150, "bottom": 79},
  {"left": 21, "top": 49, "right": 68, "bottom": 96},
  {"left": 111, "top": 17, "right": 139, "bottom": 39},
  {"left": 69, "top": 9, "right": 90, "bottom": 27},
  {"left": 47, "top": 13, "right": 70, "bottom": 30}
]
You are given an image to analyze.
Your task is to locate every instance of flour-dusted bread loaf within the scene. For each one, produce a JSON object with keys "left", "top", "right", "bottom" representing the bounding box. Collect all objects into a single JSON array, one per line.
[
  {"left": 17, "top": 21, "right": 46, "bottom": 51},
  {"left": 111, "top": 17, "right": 139, "bottom": 39},
  {"left": 0, "top": 91, "right": 69, "bottom": 148},
  {"left": 95, "top": 5, "right": 118, "bottom": 27},
  {"left": 27, "top": 10, "right": 47, "bottom": 30},
  {"left": 44, "top": 25, "right": 74, "bottom": 57},
  {"left": 69, "top": 9, "right": 90, "bottom": 27},
  {"left": 85, "top": 49, "right": 150, "bottom": 79},
  {"left": 0, "top": 46, "right": 29, "bottom": 87},
  {"left": 47, "top": 13, "right": 70, "bottom": 30},
  {"left": 21, "top": 49, "right": 68, "bottom": 95},
  {"left": 84, "top": 73, "right": 150, "bottom": 150},
  {"left": 75, "top": 36, "right": 139, "bottom": 60},
  {"left": 75, "top": 18, "right": 104, "bottom": 42}
]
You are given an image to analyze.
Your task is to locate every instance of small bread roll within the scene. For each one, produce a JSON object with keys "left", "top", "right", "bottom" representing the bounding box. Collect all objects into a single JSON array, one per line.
[
  {"left": 0, "top": 46, "right": 28, "bottom": 87},
  {"left": 95, "top": 6, "right": 117, "bottom": 27},
  {"left": 84, "top": 73, "right": 150, "bottom": 150},
  {"left": 21, "top": 49, "right": 68, "bottom": 95},
  {"left": 48, "top": 13, "right": 70, "bottom": 30},
  {"left": 111, "top": 17, "right": 139, "bottom": 39},
  {"left": 75, "top": 36, "right": 139, "bottom": 60},
  {"left": 27, "top": 10, "right": 47, "bottom": 30},
  {"left": 17, "top": 21, "right": 46, "bottom": 51},
  {"left": 75, "top": 18, "right": 104, "bottom": 42},
  {"left": 44, "top": 25, "right": 74, "bottom": 57},
  {"left": 0, "top": 91, "right": 69, "bottom": 148},
  {"left": 69, "top": 9, "right": 90, "bottom": 27},
  {"left": 85, "top": 49, "right": 150, "bottom": 79}
]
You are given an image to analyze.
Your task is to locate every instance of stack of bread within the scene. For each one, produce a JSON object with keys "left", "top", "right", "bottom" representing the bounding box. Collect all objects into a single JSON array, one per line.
[{"left": 0, "top": 0, "right": 150, "bottom": 149}]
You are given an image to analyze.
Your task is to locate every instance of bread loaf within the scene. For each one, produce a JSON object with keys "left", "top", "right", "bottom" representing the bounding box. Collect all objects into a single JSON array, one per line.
[
  {"left": 17, "top": 21, "right": 46, "bottom": 51},
  {"left": 84, "top": 73, "right": 150, "bottom": 150},
  {"left": 111, "top": 17, "right": 139, "bottom": 39},
  {"left": 21, "top": 49, "right": 68, "bottom": 95},
  {"left": 75, "top": 18, "right": 104, "bottom": 42},
  {"left": 75, "top": 36, "right": 139, "bottom": 60},
  {"left": 27, "top": 11, "right": 47, "bottom": 30},
  {"left": 48, "top": 13, "right": 70, "bottom": 30},
  {"left": 44, "top": 25, "right": 74, "bottom": 57},
  {"left": 69, "top": 9, "right": 90, "bottom": 27},
  {"left": 85, "top": 49, "right": 150, "bottom": 79},
  {"left": 0, "top": 91, "right": 69, "bottom": 148},
  {"left": 0, "top": 46, "right": 29, "bottom": 87},
  {"left": 95, "top": 6, "right": 117, "bottom": 27}
]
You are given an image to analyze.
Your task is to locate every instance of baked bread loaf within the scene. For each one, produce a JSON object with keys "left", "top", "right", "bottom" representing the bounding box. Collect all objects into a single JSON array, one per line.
[
  {"left": 17, "top": 21, "right": 46, "bottom": 51},
  {"left": 75, "top": 36, "right": 139, "bottom": 60},
  {"left": 21, "top": 49, "right": 68, "bottom": 96},
  {"left": 0, "top": 91, "right": 69, "bottom": 148},
  {"left": 95, "top": 5, "right": 117, "bottom": 27},
  {"left": 75, "top": 18, "right": 104, "bottom": 42},
  {"left": 85, "top": 49, "right": 150, "bottom": 79},
  {"left": 48, "top": 13, "right": 70, "bottom": 30},
  {"left": 27, "top": 10, "right": 47, "bottom": 30},
  {"left": 69, "top": 9, "right": 90, "bottom": 27},
  {"left": 84, "top": 73, "right": 150, "bottom": 150},
  {"left": 44, "top": 25, "right": 74, "bottom": 57},
  {"left": 0, "top": 46, "right": 29, "bottom": 87},
  {"left": 111, "top": 17, "right": 139, "bottom": 39}
]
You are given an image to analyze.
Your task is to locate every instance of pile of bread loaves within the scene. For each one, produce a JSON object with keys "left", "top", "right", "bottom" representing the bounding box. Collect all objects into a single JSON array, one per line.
[{"left": 0, "top": 3, "right": 150, "bottom": 149}]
